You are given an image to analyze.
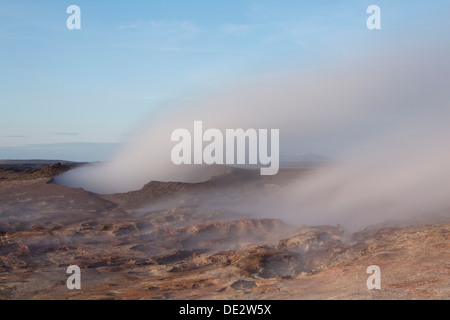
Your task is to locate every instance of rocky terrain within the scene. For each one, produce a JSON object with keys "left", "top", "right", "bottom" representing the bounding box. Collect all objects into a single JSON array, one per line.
[{"left": 0, "top": 162, "right": 448, "bottom": 300}]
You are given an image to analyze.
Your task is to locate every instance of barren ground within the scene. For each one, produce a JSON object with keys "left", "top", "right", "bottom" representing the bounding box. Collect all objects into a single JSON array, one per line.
[{"left": 0, "top": 163, "right": 448, "bottom": 300}]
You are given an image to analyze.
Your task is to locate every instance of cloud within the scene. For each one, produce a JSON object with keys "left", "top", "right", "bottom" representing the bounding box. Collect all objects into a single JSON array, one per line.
[
  {"left": 112, "top": 20, "right": 202, "bottom": 52},
  {"left": 51, "top": 132, "right": 80, "bottom": 136},
  {"left": 219, "top": 24, "right": 255, "bottom": 37},
  {"left": 116, "top": 22, "right": 146, "bottom": 30},
  {"left": 116, "top": 20, "right": 200, "bottom": 41}
]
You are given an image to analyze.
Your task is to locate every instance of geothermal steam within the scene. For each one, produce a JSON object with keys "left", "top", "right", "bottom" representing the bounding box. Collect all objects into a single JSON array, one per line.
[{"left": 56, "top": 45, "right": 450, "bottom": 227}]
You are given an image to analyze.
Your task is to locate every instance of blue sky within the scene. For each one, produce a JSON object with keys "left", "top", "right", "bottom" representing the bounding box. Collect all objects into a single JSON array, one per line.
[{"left": 0, "top": 0, "right": 448, "bottom": 161}]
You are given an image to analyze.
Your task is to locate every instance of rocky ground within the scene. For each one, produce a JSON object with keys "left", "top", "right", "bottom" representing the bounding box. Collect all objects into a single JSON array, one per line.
[{"left": 0, "top": 162, "right": 448, "bottom": 300}]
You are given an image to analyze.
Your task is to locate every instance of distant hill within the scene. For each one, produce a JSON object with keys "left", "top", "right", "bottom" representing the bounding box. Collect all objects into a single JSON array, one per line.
[
  {"left": 0, "top": 159, "right": 82, "bottom": 168},
  {"left": 0, "top": 160, "right": 88, "bottom": 181}
]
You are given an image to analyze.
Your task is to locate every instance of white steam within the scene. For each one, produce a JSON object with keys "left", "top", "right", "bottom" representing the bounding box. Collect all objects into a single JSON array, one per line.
[{"left": 55, "top": 44, "right": 450, "bottom": 227}]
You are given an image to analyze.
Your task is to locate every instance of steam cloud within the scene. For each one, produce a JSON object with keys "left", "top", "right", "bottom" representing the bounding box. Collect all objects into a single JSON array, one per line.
[{"left": 55, "top": 43, "right": 450, "bottom": 228}]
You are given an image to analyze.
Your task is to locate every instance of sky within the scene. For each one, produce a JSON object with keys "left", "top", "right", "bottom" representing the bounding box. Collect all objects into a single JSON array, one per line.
[{"left": 0, "top": 0, "right": 449, "bottom": 161}]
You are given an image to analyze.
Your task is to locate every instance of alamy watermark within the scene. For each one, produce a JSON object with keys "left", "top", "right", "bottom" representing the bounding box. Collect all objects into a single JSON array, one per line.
[
  {"left": 66, "top": 265, "right": 81, "bottom": 290},
  {"left": 65, "top": 4, "right": 381, "bottom": 31},
  {"left": 366, "top": 265, "right": 381, "bottom": 290},
  {"left": 170, "top": 121, "right": 279, "bottom": 175},
  {"left": 66, "top": 5, "right": 81, "bottom": 30},
  {"left": 367, "top": 5, "right": 381, "bottom": 30}
]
